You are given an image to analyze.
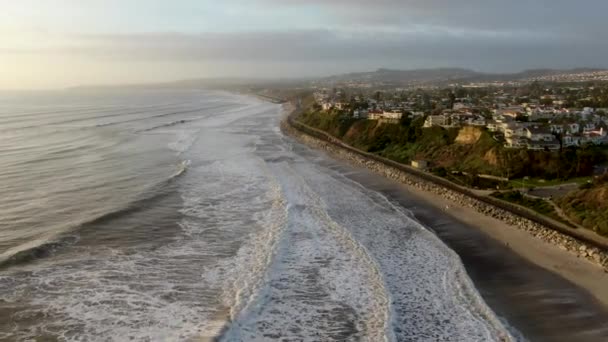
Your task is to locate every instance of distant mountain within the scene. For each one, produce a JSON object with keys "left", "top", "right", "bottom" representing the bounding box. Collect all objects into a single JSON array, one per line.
[
  {"left": 69, "top": 67, "right": 608, "bottom": 91},
  {"left": 320, "top": 68, "right": 482, "bottom": 85},
  {"left": 317, "top": 67, "right": 608, "bottom": 86}
]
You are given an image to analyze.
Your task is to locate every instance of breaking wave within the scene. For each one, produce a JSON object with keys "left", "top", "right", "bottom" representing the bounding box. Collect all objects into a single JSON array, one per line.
[{"left": 0, "top": 160, "right": 191, "bottom": 270}]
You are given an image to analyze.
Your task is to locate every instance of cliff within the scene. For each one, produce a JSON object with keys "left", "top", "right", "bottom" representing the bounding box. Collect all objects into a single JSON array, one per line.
[{"left": 560, "top": 179, "right": 608, "bottom": 236}]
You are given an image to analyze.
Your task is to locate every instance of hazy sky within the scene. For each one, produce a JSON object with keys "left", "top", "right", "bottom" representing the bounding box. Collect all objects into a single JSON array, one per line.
[{"left": 2, "top": 0, "right": 608, "bottom": 89}]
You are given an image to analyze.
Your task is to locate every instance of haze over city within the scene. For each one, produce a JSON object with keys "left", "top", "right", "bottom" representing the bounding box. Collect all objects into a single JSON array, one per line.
[{"left": 2, "top": 0, "right": 608, "bottom": 89}]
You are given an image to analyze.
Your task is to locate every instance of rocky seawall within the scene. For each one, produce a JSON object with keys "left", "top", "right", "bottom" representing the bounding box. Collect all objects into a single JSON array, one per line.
[{"left": 281, "top": 119, "right": 608, "bottom": 272}]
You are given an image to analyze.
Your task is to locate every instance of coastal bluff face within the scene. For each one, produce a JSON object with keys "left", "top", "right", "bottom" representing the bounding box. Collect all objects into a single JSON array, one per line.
[
  {"left": 455, "top": 126, "right": 483, "bottom": 145},
  {"left": 560, "top": 182, "right": 608, "bottom": 235}
]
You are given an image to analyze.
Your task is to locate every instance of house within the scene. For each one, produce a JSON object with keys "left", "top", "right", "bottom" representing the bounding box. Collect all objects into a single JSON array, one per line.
[
  {"left": 496, "top": 106, "right": 524, "bottom": 119},
  {"left": 423, "top": 115, "right": 449, "bottom": 128},
  {"left": 582, "top": 128, "right": 607, "bottom": 145},
  {"left": 382, "top": 111, "right": 403, "bottom": 121},
  {"left": 525, "top": 126, "right": 555, "bottom": 142},
  {"left": 503, "top": 123, "right": 527, "bottom": 147},
  {"left": 550, "top": 124, "right": 564, "bottom": 134},
  {"left": 411, "top": 160, "right": 428, "bottom": 170},
  {"left": 527, "top": 140, "right": 561, "bottom": 151},
  {"left": 353, "top": 110, "right": 368, "bottom": 119},
  {"left": 583, "top": 123, "right": 598, "bottom": 133},
  {"left": 568, "top": 123, "right": 580, "bottom": 134},
  {"left": 506, "top": 136, "right": 529, "bottom": 148},
  {"left": 367, "top": 110, "right": 403, "bottom": 123},
  {"left": 563, "top": 134, "right": 582, "bottom": 147},
  {"left": 323, "top": 103, "right": 334, "bottom": 111},
  {"left": 468, "top": 115, "right": 487, "bottom": 127},
  {"left": 368, "top": 109, "right": 384, "bottom": 120},
  {"left": 579, "top": 107, "right": 594, "bottom": 120},
  {"left": 529, "top": 108, "right": 554, "bottom": 121},
  {"left": 486, "top": 121, "right": 499, "bottom": 132},
  {"left": 453, "top": 103, "right": 471, "bottom": 111},
  {"left": 334, "top": 102, "right": 347, "bottom": 110}
]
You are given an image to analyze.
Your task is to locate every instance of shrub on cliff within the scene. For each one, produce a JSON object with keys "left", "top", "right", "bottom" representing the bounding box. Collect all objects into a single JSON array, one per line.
[
  {"left": 559, "top": 177, "right": 608, "bottom": 236},
  {"left": 298, "top": 107, "right": 608, "bottom": 182}
]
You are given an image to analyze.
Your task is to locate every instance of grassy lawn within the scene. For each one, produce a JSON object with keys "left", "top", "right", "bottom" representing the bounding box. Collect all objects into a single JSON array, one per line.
[
  {"left": 491, "top": 191, "right": 575, "bottom": 227},
  {"left": 507, "top": 176, "right": 592, "bottom": 189}
]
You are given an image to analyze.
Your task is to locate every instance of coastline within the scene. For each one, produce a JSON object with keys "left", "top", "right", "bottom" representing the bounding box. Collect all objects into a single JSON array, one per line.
[
  {"left": 278, "top": 103, "right": 608, "bottom": 308},
  {"left": 408, "top": 182, "right": 608, "bottom": 306}
]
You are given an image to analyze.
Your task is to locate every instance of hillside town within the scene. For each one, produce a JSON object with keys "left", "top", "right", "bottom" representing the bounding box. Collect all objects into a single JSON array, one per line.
[{"left": 313, "top": 84, "right": 608, "bottom": 151}]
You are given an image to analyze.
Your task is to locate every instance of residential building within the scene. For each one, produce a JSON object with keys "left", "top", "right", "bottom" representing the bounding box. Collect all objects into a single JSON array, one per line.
[
  {"left": 382, "top": 111, "right": 403, "bottom": 120},
  {"left": 525, "top": 126, "right": 555, "bottom": 142},
  {"left": 353, "top": 110, "right": 368, "bottom": 119},
  {"left": 423, "top": 115, "right": 449, "bottom": 128},
  {"left": 411, "top": 160, "right": 428, "bottom": 170}
]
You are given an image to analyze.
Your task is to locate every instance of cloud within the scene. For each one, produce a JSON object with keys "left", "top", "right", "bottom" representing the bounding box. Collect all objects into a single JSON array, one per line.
[
  {"left": 3, "top": 0, "right": 608, "bottom": 88},
  {"left": 257, "top": 0, "right": 608, "bottom": 39},
  {"left": 5, "top": 27, "right": 605, "bottom": 73}
]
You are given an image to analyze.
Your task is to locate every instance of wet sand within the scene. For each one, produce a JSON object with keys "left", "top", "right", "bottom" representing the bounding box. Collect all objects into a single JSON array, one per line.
[{"left": 317, "top": 159, "right": 608, "bottom": 341}]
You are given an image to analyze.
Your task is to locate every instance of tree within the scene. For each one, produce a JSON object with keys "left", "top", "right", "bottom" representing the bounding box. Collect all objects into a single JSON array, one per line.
[
  {"left": 374, "top": 91, "right": 382, "bottom": 102},
  {"left": 540, "top": 97, "right": 553, "bottom": 106},
  {"left": 448, "top": 92, "right": 456, "bottom": 110},
  {"left": 399, "top": 112, "right": 412, "bottom": 127},
  {"left": 455, "top": 88, "right": 467, "bottom": 99},
  {"left": 422, "top": 93, "right": 432, "bottom": 112},
  {"left": 530, "top": 81, "right": 542, "bottom": 98}
]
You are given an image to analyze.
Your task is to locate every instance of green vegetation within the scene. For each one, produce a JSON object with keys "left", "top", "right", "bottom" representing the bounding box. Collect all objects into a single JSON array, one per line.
[
  {"left": 491, "top": 191, "right": 572, "bottom": 226},
  {"left": 507, "top": 176, "right": 593, "bottom": 189},
  {"left": 298, "top": 108, "right": 608, "bottom": 182},
  {"left": 558, "top": 175, "right": 608, "bottom": 236},
  {"left": 444, "top": 172, "right": 510, "bottom": 189}
]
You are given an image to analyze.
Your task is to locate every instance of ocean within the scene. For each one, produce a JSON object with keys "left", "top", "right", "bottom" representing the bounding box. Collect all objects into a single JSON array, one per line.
[{"left": 0, "top": 89, "right": 605, "bottom": 341}]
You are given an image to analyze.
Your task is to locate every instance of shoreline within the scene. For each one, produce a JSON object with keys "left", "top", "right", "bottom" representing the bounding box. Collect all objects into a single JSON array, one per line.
[{"left": 279, "top": 104, "right": 608, "bottom": 308}]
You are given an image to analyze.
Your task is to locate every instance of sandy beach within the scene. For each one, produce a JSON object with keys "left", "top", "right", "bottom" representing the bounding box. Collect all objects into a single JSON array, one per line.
[{"left": 406, "top": 184, "right": 608, "bottom": 307}]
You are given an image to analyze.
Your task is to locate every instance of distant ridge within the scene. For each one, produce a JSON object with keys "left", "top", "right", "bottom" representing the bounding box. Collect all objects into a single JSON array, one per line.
[
  {"left": 69, "top": 67, "right": 608, "bottom": 90},
  {"left": 318, "top": 67, "right": 608, "bottom": 86}
]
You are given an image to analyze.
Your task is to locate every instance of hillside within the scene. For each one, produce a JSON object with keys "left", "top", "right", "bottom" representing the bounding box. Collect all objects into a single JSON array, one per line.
[
  {"left": 299, "top": 110, "right": 503, "bottom": 177},
  {"left": 321, "top": 68, "right": 482, "bottom": 85},
  {"left": 298, "top": 109, "right": 607, "bottom": 186},
  {"left": 559, "top": 176, "right": 608, "bottom": 236},
  {"left": 317, "top": 67, "right": 608, "bottom": 87}
]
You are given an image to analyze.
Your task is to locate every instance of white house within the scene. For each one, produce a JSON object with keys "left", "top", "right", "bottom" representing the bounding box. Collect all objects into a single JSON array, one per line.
[
  {"left": 382, "top": 111, "right": 403, "bottom": 120},
  {"left": 423, "top": 115, "right": 449, "bottom": 128},
  {"left": 496, "top": 106, "right": 524, "bottom": 119},
  {"left": 334, "top": 102, "right": 347, "bottom": 110},
  {"left": 486, "top": 121, "right": 499, "bottom": 132},
  {"left": 568, "top": 123, "right": 580, "bottom": 134},
  {"left": 411, "top": 160, "right": 428, "bottom": 170},
  {"left": 368, "top": 110, "right": 384, "bottom": 120},
  {"left": 582, "top": 128, "right": 607, "bottom": 145}
]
